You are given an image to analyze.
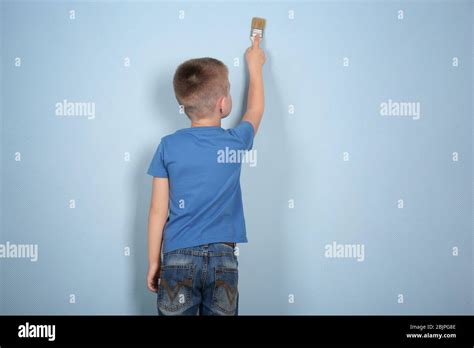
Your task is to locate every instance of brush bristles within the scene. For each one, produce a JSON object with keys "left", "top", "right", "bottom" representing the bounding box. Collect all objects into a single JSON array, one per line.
[{"left": 251, "top": 17, "right": 266, "bottom": 30}]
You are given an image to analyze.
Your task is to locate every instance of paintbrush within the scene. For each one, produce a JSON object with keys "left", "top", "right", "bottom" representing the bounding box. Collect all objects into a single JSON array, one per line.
[{"left": 250, "top": 17, "right": 266, "bottom": 42}]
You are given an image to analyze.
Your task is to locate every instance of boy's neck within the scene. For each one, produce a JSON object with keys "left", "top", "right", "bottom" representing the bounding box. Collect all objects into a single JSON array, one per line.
[{"left": 191, "top": 116, "right": 222, "bottom": 128}]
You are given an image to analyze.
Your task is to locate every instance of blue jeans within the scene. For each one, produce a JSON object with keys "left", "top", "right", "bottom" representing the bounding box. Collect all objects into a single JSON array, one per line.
[{"left": 157, "top": 243, "right": 239, "bottom": 316}]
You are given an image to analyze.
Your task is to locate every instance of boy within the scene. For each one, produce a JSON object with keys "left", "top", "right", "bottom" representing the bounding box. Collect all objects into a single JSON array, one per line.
[{"left": 146, "top": 35, "right": 265, "bottom": 315}]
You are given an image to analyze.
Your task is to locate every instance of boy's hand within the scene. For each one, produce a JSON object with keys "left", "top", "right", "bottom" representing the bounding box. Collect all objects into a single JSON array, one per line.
[
  {"left": 245, "top": 35, "right": 266, "bottom": 74},
  {"left": 147, "top": 262, "right": 160, "bottom": 293}
]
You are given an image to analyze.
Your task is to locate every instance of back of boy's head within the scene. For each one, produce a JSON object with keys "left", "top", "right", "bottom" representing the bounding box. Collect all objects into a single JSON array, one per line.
[{"left": 173, "top": 57, "right": 229, "bottom": 119}]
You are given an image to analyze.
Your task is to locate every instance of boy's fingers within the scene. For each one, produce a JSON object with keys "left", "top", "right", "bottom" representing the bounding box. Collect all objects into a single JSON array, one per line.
[
  {"left": 147, "top": 274, "right": 158, "bottom": 292},
  {"left": 252, "top": 34, "right": 261, "bottom": 47},
  {"left": 148, "top": 281, "right": 157, "bottom": 292}
]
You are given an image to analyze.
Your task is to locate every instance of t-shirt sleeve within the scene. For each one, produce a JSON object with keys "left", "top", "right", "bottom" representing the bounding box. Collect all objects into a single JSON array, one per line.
[
  {"left": 147, "top": 141, "right": 168, "bottom": 178},
  {"left": 228, "top": 121, "right": 255, "bottom": 150}
]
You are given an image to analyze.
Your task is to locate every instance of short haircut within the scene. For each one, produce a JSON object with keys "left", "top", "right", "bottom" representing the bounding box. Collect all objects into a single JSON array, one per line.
[{"left": 173, "top": 57, "right": 229, "bottom": 118}]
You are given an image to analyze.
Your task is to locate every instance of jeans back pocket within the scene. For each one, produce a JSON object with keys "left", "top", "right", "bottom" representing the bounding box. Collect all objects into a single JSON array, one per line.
[
  {"left": 158, "top": 264, "right": 194, "bottom": 314},
  {"left": 212, "top": 266, "right": 238, "bottom": 315}
]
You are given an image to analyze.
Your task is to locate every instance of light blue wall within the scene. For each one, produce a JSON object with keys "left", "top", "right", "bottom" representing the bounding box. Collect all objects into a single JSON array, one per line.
[{"left": 1, "top": 0, "right": 472, "bottom": 315}]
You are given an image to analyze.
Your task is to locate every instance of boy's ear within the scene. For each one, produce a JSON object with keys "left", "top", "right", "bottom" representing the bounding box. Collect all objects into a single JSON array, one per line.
[{"left": 218, "top": 96, "right": 225, "bottom": 113}]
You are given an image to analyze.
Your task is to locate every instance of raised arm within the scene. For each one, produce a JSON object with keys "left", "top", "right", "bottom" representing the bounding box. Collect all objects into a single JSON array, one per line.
[{"left": 242, "top": 35, "right": 266, "bottom": 136}]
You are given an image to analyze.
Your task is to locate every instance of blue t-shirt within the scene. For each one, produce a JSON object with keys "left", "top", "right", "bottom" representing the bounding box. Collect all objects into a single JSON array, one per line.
[{"left": 147, "top": 121, "right": 254, "bottom": 253}]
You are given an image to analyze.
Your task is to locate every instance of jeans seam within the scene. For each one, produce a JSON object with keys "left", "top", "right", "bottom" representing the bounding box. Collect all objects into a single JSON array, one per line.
[{"left": 200, "top": 254, "right": 208, "bottom": 290}]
